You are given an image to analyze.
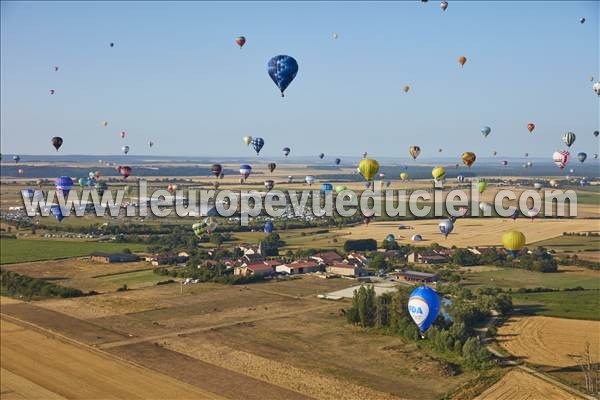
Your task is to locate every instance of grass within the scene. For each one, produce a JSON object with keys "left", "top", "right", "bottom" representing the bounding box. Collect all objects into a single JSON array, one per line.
[
  {"left": 530, "top": 234, "right": 600, "bottom": 251},
  {"left": 572, "top": 191, "right": 600, "bottom": 206},
  {"left": 462, "top": 266, "right": 600, "bottom": 290},
  {"left": 512, "top": 290, "right": 600, "bottom": 320},
  {"left": 0, "top": 238, "right": 147, "bottom": 264},
  {"left": 91, "top": 269, "right": 167, "bottom": 288}
]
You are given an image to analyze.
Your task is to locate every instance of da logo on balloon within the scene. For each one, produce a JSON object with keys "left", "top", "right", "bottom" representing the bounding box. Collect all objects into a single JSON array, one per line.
[{"left": 408, "top": 297, "right": 430, "bottom": 326}]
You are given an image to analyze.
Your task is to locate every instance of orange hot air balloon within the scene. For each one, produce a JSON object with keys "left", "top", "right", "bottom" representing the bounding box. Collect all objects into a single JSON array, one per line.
[
  {"left": 461, "top": 152, "right": 476, "bottom": 168},
  {"left": 527, "top": 123, "right": 535, "bottom": 133},
  {"left": 458, "top": 56, "right": 467, "bottom": 67}
]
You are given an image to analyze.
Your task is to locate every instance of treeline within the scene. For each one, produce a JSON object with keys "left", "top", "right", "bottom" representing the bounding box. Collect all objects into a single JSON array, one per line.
[
  {"left": 346, "top": 285, "right": 512, "bottom": 371},
  {"left": 1, "top": 269, "right": 85, "bottom": 299},
  {"left": 154, "top": 264, "right": 262, "bottom": 285},
  {"left": 558, "top": 254, "right": 600, "bottom": 270}
]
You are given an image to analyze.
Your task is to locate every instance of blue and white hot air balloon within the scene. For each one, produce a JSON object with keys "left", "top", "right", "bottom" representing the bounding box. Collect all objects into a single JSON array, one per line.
[
  {"left": 22, "top": 189, "right": 34, "bottom": 200},
  {"left": 55, "top": 176, "right": 73, "bottom": 196},
  {"left": 51, "top": 205, "right": 64, "bottom": 222},
  {"left": 264, "top": 221, "right": 274, "bottom": 234},
  {"left": 408, "top": 286, "right": 441, "bottom": 334},
  {"left": 438, "top": 219, "right": 454, "bottom": 238},
  {"left": 251, "top": 137, "right": 264, "bottom": 155},
  {"left": 267, "top": 55, "right": 298, "bottom": 97},
  {"left": 320, "top": 183, "right": 333, "bottom": 193}
]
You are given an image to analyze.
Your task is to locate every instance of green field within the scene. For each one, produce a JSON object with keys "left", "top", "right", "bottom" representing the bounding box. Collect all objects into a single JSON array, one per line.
[
  {"left": 530, "top": 234, "right": 600, "bottom": 252},
  {"left": 232, "top": 228, "right": 346, "bottom": 250},
  {"left": 91, "top": 269, "right": 167, "bottom": 288},
  {"left": 462, "top": 266, "right": 600, "bottom": 290},
  {"left": 512, "top": 290, "right": 600, "bottom": 320},
  {"left": 0, "top": 238, "right": 147, "bottom": 264}
]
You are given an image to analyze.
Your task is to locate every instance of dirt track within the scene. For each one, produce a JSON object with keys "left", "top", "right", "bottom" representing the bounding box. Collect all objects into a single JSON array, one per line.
[
  {"left": 497, "top": 316, "right": 600, "bottom": 367},
  {"left": 0, "top": 317, "right": 221, "bottom": 400},
  {"left": 475, "top": 369, "right": 585, "bottom": 399}
]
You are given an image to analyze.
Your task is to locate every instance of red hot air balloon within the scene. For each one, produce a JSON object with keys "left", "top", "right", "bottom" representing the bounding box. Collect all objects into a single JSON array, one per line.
[
  {"left": 235, "top": 36, "right": 246, "bottom": 48},
  {"left": 527, "top": 123, "right": 535, "bottom": 133},
  {"left": 118, "top": 165, "right": 132, "bottom": 178}
]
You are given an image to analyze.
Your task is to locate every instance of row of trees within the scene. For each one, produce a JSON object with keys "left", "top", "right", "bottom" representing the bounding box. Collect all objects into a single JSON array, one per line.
[{"left": 1, "top": 269, "right": 85, "bottom": 299}]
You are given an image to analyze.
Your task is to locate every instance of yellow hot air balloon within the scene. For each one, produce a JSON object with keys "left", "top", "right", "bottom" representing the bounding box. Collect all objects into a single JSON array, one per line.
[
  {"left": 243, "top": 136, "right": 253, "bottom": 146},
  {"left": 458, "top": 56, "right": 467, "bottom": 67},
  {"left": 400, "top": 172, "right": 409, "bottom": 181},
  {"left": 502, "top": 230, "right": 525, "bottom": 256},
  {"left": 358, "top": 159, "right": 379, "bottom": 181},
  {"left": 461, "top": 152, "right": 476, "bottom": 168},
  {"left": 431, "top": 166, "right": 446, "bottom": 181}
]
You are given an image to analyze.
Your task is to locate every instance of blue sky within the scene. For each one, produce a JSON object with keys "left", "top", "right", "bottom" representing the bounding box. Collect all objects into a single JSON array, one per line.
[{"left": 1, "top": 1, "right": 598, "bottom": 158}]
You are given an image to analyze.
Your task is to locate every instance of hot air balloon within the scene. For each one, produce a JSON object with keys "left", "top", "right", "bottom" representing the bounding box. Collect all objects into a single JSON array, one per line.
[
  {"left": 400, "top": 172, "right": 409, "bottom": 181},
  {"left": 318, "top": 153, "right": 325, "bottom": 159},
  {"left": 456, "top": 175, "right": 464, "bottom": 182},
  {"left": 580, "top": 17, "right": 586, "bottom": 24},
  {"left": 500, "top": 160, "right": 508, "bottom": 167},
  {"left": 334, "top": 185, "right": 346, "bottom": 194},
  {"left": 239, "top": 165, "right": 252, "bottom": 181},
  {"left": 55, "top": 176, "right": 73, "bottom": 196},
  {"left": 51, "top": 205, "right": 64, "bottom": 222},
  {"left": 403, "top": 85, "right": 410, "bottom": 93},
  {"left": 479, "top": 202, "right": 492, "bottom": 214},
  {"left": 552, "top": 150, "right": 569, "bottom": 170},
  {"left": 577, "top": 152, "right": 587, "bottom": 163},
  {"left": 408, "top": 286, "right": 440, "bottom": 334},
  {"left": 562, "top": 132, "right": 576, "bottom": 147},
  {"left": 440, "top": 1, "right": 448, "bottom": 11},
  {"left": 118, "top": 165, "right": 132, "bottom": 178},
  {"left": 54, "top": 66, "right": 59, "bottom": 72},
  {"left": 438, "top": 148, "right": 443, "bottom": 153},
  {"left": 593, "top": 154, "right": 598, "bottom": 159},
  {"left": 458, "top": 56, "right": 467, "bottom": 67},
  {"left": 51, "top": 136, "right": 63, "bottom": 151},
  {"left": 477, "top": 180, "right": 488, "bottom": 193},
  {"left": 211, "top": 164, "right": 223, "bottom": 178},
  {"left": 431, "top": 166, "right": 446, "bottom": 182},
  {"left": 282, "top": 147, "right": 291, "bottom": 157},
  {"left": 17, "top": 169, "right": 24, "bottom": 175},
  {"left": 580, "top": 178, "right": 588, "bottom": 187},
  {"left": 481, "top": 126, "right": 491, "bottom": 138},
  {"left": 267, "top": 55, "right": 299, "bottom": 97},
  {"left": 167, "top": 184, "right": 177, "bottom": 194},
  {"left": 321, "top": 183, "right": 333, "bottom": 193},
  {"left": 594, "top": 130, "right": 599, "bottom": 138},
  {"left": 287, "top": 175, "right": 293, "bottom": 183},
  {"left": 335, "top": 158, "right": 341, "bottom": 165},
  {"left": 36, "top": 178, "right": 45, "bottom": 186},
  {"left": 527, "top": 208, "right": 538, "bottom": 221},
  {"left": 13, "top": 155, "right": 20, "bottom": 163},
  {"left": 149, "top": 141, "right": 154, "bottom": 147},
  {"left": 527, "top": 123, "right": 535, "bottom": 133},
  {"left": 502, "top": 230, "right": 525, "bottom": 256},
  {"left": 461, "top": 152, "right": 476, "bottom": 168},
  {"left": 243, "top": 136, "right": 253, "bottom": 146},
  {"left": 120, "top": 131, "right": 126, "bottom": 139},
  {"left": 379, "top": 173, "right": 386, "bottom": 179},
  {"left": 109, "top": 42, "right": 114, "bottom": 47},
  {"left": 363, "top": 151, "right": 368, "bottom": 159},
  {"left": 264, "top": 221, "right": 274, "bottom": 234},
  {"left": 492, "top": 150, "right": 497, "bottom": 156},
  {"left": 411, "top": 234, "right": 422, "bottom": 241},
  {"left": 533, "top": 182, "right": 542, "bottom": 191},
  {"left": 385, "top": 234, "right": 396, "bottom": 242},
  {"left": 526, "top": 161, "right": 532, "bottom": 168},
  {"left": 438, "top": 219, "right": 454, "bottom": 238},
  {"left": 511, "top": 209, "right": 520, "bottom": 221},
  {"left": 262, "top": 179, "right": 274, "bottom": 191},
  {"left": 305, "top": 175, "right": 315, "bottom": 186},
  {"left": 122, "top": 145, "right": 130, "bottom": 155},
  {"left": 267, "top": 162, "right": 276, "bottom": 173},
  {"left": 49, "top": 89, "right": 55, "bottom": 95},
  {"left": 251, "top": 137, "right": 264, "bottom": 155},
  {"left": 102, "top": 121, "right": 108, "bottom": 127},
  {"left": 95, "top": 181, "right": 108, "bottom": 195},
  {"left": 78, "top": 177, "right": 86, "bottom": 188},
  {"left": 192, "top": 222, "right": 205, "bottom": 237},
  {"left": 22, "top": 189, "right": 34, "bottom": 199},
  {"left": 594, "top": 82, "right": 600, "bottom": 96},
  {"left": 358, "top": 159, "right": 379, "bottom": 182},
  {"left": 549, "top": 179, "right": 558, "bottom": 188},
  {"left": 409, "top": 146, "right": 421, "bottom": 160},
  {"left": 235, "top": 36, "right": 246, "bottom": 48}
]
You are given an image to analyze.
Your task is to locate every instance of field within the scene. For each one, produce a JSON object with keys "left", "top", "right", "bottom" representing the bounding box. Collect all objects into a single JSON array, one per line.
[
  {"left": 531, "top": 234, "right": 600, "bottom": 251},
  {"left": 0, "top": 315, "right": 221, "bottom": 399},
  {"left": 496, "top": 316, "right": 600, "bottom": 368},
  {"left": 0, "top": 276, "right": 475, "bottom": 399},
  {"left": 462, "top": 266, "right": 600, "bottom": 290},
  {"left": 511, "top": 290, "right": 600, "bottom": 320},
  {"left": 474, "top": 369, "right": 583, "bottom": 400},
  {"left": 0, "top": 238, "right": 147, "bottom": 264}
]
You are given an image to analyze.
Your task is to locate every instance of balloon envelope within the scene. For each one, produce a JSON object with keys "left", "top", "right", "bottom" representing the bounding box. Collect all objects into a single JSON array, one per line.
[
  {"left": 267, "top": 55, "right": 299, "bottom": 97},
  {"left": 408, "top": 286, "right": 440, "bottom": 333}
]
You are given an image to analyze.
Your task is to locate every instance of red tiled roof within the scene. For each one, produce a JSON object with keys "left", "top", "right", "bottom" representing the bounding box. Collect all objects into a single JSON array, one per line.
[{"left": 245, "top": 263, "right": 274, "bottom": 272}]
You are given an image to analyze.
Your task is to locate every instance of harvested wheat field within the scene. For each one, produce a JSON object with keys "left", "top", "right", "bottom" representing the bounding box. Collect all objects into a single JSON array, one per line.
[
  {"left": 497, "top": 316, "right": 600, "bottom": 367},
  {"left": 341, "top": 218, "right": 598, "bottom": 248},
  {"left": 475, "top": 369, "right": 583, "bottom": 400},
  {"left": 0, "top": 317, "right": 221, "bottom": 399}
]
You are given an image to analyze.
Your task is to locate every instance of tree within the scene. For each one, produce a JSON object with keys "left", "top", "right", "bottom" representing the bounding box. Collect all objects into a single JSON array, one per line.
[
  {"left": 369, "top": 254, "right": 388, "bottom": 272},
  {"left": 462, "top": 337, "right": 492, "bottom": 370}
]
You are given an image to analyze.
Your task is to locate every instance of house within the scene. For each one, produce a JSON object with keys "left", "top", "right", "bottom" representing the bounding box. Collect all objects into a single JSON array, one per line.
[
  {"left": 234, "top": 262, "right": 274, "bottom": 277},
  {"left": 396, "top": 270, "right": 438, "bottom": 283},
  {"left": 239, "top": 242, "right": 263, "bottom": 256},
  {"left": 346, "top": 252, "right": 368, "bottom": 267},
  {"left": 407, "top": 251, "right": 448, "bottom": 264},
  {"left": 91, "top": 252, "right": 139, "bottom": 263},
  {"left": 242, "top": 253, "right": 265, "bottom": 264},
  {"left": 326, "top": 263, "right": 362, "bottom": 277},
  {"left": 276, "top": 260, "right": 320, "bottom": 275},
  {"left": 311, "top": 251, "right": 344, "bottom": 266}
]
